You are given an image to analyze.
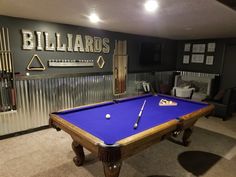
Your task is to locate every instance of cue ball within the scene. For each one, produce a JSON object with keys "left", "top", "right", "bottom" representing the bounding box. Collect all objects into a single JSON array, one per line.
[{"left": 106, "top": 114, "right": 111, "bottom": 119}]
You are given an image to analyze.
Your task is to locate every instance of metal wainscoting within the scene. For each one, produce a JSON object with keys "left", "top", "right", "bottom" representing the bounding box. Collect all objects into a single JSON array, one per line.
[
  {"left": 0, "top": 75, "right": 114, "bottom": 136},
  {"left": 0, "top": 71, "right": 173, "bottom": 136}
]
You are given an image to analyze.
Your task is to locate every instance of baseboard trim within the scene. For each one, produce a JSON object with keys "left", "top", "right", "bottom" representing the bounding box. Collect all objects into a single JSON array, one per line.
[{"left": 0, "top": 125, "right": 50, "bottom": 140}]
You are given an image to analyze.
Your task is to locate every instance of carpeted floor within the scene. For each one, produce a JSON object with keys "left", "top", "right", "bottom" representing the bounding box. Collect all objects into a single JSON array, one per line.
[{"left": 0, "top": 116, "right": 236, "bottom": 177}]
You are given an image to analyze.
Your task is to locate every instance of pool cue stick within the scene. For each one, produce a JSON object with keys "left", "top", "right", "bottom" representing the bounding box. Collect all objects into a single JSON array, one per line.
[
  {"left": 115, "top": 68, "right": 119, "bottom": 92},
  {"left": 5, "top": 86, "right": 10, "bottom": 110},
  {"left": 6, "top": 28, "right": 15, "bottom": 109},
  {"left": 6, "top": 28, "right": 12, "bottom": 72},
  {"left": 1, "top": 28, "right": 8, "bottom": 110},
  {"left": 2, "top": 28, "right": 9, "bottom": 110},
  {"left": 0, "top": 88, "right": 2, "bottom": 111},
  {"left": 119, "top": 57, "right": 122, "bottom": 93},
  {"left": 134, "top": 100, "right": 146, "bottom": 129},
  {"left": 11, "top": 88, "right": 16, "bottom": 109},
  {"left": 118, "top": 41, "right": 122, "bottom": 93},
  {"left": 122, "top": 57, "right": 125, "bottom": 93},
  {"left": 1, "top": 80, "right": 6, "bottom": 111},
  {"left": 2, "top": 27, "right": 8, "bottom": 73},
  {"left": 0, "top": 29, "right": 5, "bottom": 74},
  {"left": 123, "top": 57, "right": 127, "bottom": 93},
  {"left": 4, "top": 77, "right": 8, "bottom": 110},
  {"left": 0, "top": 30, "right": 4, "bottom": 111},
  {"left": 123, "top": 41, "right": 126, "bottom": 93},
  {"left": 0, "top": 80, "right": 2, "bottom": 111}
]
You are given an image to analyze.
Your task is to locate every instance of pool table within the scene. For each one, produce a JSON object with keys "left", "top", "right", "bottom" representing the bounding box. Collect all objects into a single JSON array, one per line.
[{"left": 49, "top": 94, "right": 214, "bottom": 177}]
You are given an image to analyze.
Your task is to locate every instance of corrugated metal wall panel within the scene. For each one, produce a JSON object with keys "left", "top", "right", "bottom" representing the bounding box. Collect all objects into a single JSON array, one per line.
[{"left": 0, "top": 72, "right": 173, "bottom": 136}]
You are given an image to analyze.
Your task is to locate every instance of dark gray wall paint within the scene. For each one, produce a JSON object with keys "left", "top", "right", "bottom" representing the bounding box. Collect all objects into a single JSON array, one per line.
[
  {"left": 176, "top": 39, "right": 226, "bottom": 74},
  {"left": 0, "top": 15, "right": 177, "bottom": 76},
  {"left": 221, "top": 44, "right": 236, "bottom": 89},
  {"left": 127, "top": 36, "right": 177, "bottom": 72},
  {"left": 176, "top": 38, "right": 236, "bottom": 89}
]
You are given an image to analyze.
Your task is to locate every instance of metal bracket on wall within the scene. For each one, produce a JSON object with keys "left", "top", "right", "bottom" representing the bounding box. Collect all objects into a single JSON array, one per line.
[{"left": 27, "top": 54, "right": 46, "bottom": 71}]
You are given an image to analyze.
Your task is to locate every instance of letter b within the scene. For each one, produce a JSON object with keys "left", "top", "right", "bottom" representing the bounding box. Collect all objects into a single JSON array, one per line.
[{"left": 22, "top": 29, "right": 34, "bottom": 50}]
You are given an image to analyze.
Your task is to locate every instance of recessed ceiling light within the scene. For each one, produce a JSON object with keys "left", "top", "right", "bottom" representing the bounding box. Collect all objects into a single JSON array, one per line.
[
  {"left": 144, "top": 0, "right": 159, "bottom": 12},
  {"left": 88, "top": 13, "right": 100, "bottom": 23}
]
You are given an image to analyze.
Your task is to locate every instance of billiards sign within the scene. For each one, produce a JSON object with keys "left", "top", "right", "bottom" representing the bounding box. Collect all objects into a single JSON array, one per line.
[
  {"left": 21, "top": 29, "right": 111, "bottom": 70},
  {"left": 21, "top": 29, "right": 110, "bottom": 53}
]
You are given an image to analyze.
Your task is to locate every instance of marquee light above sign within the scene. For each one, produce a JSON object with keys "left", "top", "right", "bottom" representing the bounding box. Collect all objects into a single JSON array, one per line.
[{"left": 21, "top": 29, "right": 110, "bottom": 53}]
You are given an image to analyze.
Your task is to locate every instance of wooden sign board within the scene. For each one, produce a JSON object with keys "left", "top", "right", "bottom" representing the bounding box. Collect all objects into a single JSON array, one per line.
[{"left": 113, "top": 40, "right": 128, "bottom": 95}]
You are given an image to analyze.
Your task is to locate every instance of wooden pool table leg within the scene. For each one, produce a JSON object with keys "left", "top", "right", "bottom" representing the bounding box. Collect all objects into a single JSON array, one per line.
[
  {"left": 102, "top": 161, "right": 122, "bottom": 177},
  {"left": 72, "top": 141, "right": 85, "bottom": 166},
  {"left": 182, "top": 127, "right": 193, "bottom": 146}
]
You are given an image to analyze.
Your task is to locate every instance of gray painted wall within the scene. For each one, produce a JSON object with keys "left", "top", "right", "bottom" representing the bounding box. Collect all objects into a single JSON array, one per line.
[
  {"left": 0, "top": 15, "right": 177, "bottom": 76},
  {"left": 176, "top": 38, "right": 236, "bottom": 89},
  {"left": 221, "top": 44, "right": 236, "bottom": 89},
  {"left": 176, "top": 39, "right": 226, "bottom": 74}
]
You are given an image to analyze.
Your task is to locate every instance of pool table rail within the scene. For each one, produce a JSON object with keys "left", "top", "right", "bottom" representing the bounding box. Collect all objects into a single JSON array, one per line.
[
  {"left": 53, "top": 100, "right": 115, "bottom": 115},
  {"left": 178, "top": 104, "right": 215, "bottom": 128},
  {"left": 117, "top": 119, "right": 178, "bottom": 159},
  {"left": 49, "top": 113, "right": 179, "bottom": 160},
  {"left": 49, "top": 114, "right": 104, "bottom": 154},
  {"left": 176, "top": 103, "right": 214, "bottom": 146}
]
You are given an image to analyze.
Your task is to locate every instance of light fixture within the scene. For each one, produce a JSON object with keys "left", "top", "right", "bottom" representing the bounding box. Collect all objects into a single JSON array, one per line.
[
  {"left": 144, "top": 0, "right": 159, "bottom": 12},
  {"left": 88, "top": 13, "right": 100, "bottom": 23}
]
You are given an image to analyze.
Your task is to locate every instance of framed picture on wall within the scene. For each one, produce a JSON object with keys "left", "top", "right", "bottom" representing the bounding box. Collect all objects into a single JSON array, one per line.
[
  {"left": 191, "top": 54, "right": 204, "bottom": 63},
  {"left": 192, "top": 44, "right": 206, "bottom": 53},
  {"left": 207, "top": 43, "right": 216, "bottom": 52},
  {"left": 206, "top": 56, "right": 214, "bottom": 65},
  {"left": 184, "top": 43, "right": 191, "bottom": 52},
  {"left": 183, "top": 55, "right": 190, "bottom": 64}
]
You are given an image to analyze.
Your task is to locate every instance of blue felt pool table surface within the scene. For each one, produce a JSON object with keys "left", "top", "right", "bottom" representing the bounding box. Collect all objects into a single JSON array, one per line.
[{"left": 55, "top": 94, "right": 209, "bottom": 145}]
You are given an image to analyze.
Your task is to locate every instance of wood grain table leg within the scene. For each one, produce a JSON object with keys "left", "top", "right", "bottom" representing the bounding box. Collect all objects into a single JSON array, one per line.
[
  {"left": 182, "top": 128, "right": 193, "bottom": 146},
  {"left": 72, "top": 141, "right": 85, "bottom": 166},
  {"left": 103, "top": 161, "right": 122, "bottom": 177}
]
